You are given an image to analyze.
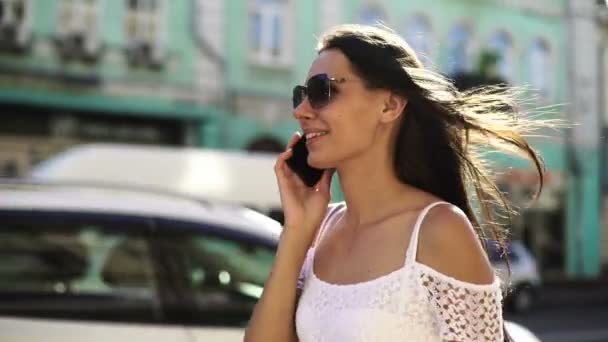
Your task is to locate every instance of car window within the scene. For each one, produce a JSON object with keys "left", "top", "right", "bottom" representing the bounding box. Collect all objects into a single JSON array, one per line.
[
  {"left": 0, "top": 214, "right": 163, "bottom": 324},
  {"left": 158, "top": 224, "right": 275, "bottom": 327}
]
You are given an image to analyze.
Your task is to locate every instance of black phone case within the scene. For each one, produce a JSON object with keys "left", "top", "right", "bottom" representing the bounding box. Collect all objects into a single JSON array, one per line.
[{"left": 285, "top": 136, "right": 324, "bottom": 187}]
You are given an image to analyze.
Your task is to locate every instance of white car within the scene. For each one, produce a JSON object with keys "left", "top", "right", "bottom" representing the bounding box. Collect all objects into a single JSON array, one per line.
[
  {"left": 505, "top": 321, "right": 542, "bottom": 342},
  {"left": 0, "top": 179, "right": 282, "bottom": 342},
  {"left": 29, "top": 143, "right": 284, "bottom": 222},
  {"left": 488, "top": 240, "right": 542, "bottom": 313},
  {"left": 0, "top": 179, "right": 542, "bottom": 342}
]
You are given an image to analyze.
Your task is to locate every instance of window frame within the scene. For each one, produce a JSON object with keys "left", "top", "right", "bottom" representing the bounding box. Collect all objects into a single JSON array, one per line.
[
  {"left": 0, "top": 0, "right": 32, "bottom": 51},
  {"left": 55, "top": 0, "right": 103, "bottom": 58},
  {"left": 403, "top": 13, "right": 435, "bottom": 66},
  {"left": 446, "top": 22, "right": 475, "bottom": 76},
  {"left": 247, "top": 0, "right": 293, "bottom": 68},
  {"left": 124, "top": 0, "right": 168, "bottom": 68},
  {"left": 488, "top": 29, "right": 515, "bottom": 83},
  {"left": 528, "top": 37, "right": 553, "bottom": 101}
]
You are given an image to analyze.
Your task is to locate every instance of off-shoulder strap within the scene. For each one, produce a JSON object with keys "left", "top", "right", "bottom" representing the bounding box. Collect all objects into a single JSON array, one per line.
[
  {"left": 297, "top": 203, "right": 344, "bottom": 289},
  {"left": 313, "top": 202, "right": 346, "bottom": 247},
  {"left": 404, "top": 201, "right": 451, "bottom": 266}
]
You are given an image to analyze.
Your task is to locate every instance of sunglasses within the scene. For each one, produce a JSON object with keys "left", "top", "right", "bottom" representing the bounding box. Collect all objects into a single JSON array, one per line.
[{"left": 292, "top": 73, "right": 349, "bottom": 110}]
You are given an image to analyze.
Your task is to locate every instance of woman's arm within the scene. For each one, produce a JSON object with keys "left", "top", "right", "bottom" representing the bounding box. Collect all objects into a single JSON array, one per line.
[
  {"left": 244, "top": 228, "right": 309, "bottom": 342},
  {"left": 245, "top": 133, "right": 334, "bottom": 341}
]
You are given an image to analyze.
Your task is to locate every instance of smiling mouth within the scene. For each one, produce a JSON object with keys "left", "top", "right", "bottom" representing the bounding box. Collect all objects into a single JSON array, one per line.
[{"left": 305, "top": 131, "right": 328, "bottom": 141}]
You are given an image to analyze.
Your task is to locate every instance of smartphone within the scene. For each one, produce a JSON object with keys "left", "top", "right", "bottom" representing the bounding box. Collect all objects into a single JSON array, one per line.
[{"left": 285, "top": 135, "right": 325, "bottom": 187}]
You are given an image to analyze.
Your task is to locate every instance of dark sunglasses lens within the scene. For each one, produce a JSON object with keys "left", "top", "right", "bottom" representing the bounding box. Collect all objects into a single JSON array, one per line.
[
  {"left": 292, "top": 86, "right": 306, "bottom": 108},
  {"left": 307, "top": 75, "right": 331, "bottom": 109}
]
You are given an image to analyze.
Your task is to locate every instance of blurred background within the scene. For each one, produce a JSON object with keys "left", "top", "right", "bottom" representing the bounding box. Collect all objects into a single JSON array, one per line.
[{"left": 0, "top": 0, "right": 607, "bottom": 341}]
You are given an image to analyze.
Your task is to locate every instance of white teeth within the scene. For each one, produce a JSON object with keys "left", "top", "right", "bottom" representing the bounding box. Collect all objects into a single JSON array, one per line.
[{"left": 306, "top": 131, "right": 328, "bottom": 140}]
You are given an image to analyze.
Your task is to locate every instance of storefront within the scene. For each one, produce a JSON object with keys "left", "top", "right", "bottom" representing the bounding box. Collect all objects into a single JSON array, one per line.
[{"left": 0, "top": 94, "right": 218, "bottom": 177}]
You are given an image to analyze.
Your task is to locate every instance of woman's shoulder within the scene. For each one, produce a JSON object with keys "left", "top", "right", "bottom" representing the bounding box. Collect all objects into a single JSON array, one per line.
[{"left": 415, "top": 203, "right": 495, "bottom": 285}]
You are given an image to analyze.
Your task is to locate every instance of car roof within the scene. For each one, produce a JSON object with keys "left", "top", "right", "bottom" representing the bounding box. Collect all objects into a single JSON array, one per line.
[
  {"left": 0, "top": 179, "right": 282, "bottom": 242},
  {"left": 30, "top": 143, "right": 282, "bottom": 211}
]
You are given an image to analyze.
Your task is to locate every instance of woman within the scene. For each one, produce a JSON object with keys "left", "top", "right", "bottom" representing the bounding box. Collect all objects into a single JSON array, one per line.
[{"left": 245, "top": 24, "right": 546, "bottom": 342}]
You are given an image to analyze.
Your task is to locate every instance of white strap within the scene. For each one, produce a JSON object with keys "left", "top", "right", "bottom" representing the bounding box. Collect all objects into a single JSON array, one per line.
[
  {"left": 313, "top": 202, "right": 345, "bottom": 247},
  {"left": 405, "top": 201, "right": 451, "bottom": 265}
]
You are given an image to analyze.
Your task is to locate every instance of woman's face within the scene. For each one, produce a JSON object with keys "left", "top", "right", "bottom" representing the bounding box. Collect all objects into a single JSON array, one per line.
[{"left": 294, "top": 49, "right": 390, "bottom": 169}]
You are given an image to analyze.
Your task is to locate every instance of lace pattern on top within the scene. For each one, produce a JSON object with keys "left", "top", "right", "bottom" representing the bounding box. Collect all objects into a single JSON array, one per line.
[
  {"left": 407, "top": 203, "right": 504, "bottom": 342},
  {"left": 295, "top": 201, "right": 504, "bottom": 342},
  {"left": 419, "top": 262, "right": 504, "bottom": 341}
]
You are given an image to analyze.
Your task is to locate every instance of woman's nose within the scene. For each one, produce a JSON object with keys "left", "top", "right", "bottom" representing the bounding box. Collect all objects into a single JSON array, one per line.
[{"left": 293, "top": 98, "right": 315, "bottom": 121}]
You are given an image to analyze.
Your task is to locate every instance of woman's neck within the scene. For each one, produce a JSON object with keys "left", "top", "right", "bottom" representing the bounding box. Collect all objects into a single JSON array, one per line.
[{"left": 336, "top": 148, "right": 423, "bottom": 229}]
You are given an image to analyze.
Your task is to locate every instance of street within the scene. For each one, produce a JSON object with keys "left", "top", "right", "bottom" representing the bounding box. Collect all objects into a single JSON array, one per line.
[{"left": 505, "top": 283, "right": 608, "bottom": 342}]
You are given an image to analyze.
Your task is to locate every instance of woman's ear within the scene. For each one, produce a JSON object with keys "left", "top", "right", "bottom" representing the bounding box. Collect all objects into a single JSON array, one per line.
[{"left": 380, "top": 93, "right": 407, "bottom": 123}]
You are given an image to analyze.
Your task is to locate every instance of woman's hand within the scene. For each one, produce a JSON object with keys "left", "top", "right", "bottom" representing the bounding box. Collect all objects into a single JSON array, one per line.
[{"left": 274, "top": 132, "right": 335, "bottom": 246}]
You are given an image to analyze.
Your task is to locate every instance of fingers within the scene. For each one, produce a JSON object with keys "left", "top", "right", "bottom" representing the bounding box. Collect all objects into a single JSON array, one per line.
[
  {"left": 286, "top": 131, "right": 302, "bottom": 150},
  {"left": 274, "top": 148, "right": 294, "bottom": 176},
  {"left": 275, "top": 131, "right": 301, "bottom": 177}
]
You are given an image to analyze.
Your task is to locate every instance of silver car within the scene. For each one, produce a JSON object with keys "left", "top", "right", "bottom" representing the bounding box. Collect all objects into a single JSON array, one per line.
[
  {"left": 0, "top": 179, "right": 542, "bottom": 342},
  {"left": 0, "top": 179, "right": 281, "bottom": 342}
]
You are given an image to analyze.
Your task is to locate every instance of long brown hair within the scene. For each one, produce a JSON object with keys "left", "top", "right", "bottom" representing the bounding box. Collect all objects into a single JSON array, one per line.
[
  {"left": 317, "top": 24, "right": 553, "bottom": 340},
  {"left": 318, "top": 24, "right": 548, "bottom": 248}
]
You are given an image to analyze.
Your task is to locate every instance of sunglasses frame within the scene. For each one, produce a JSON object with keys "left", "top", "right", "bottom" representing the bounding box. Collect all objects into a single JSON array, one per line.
[{"left": 292, "top": 73, "right": 349, "bottom": 110}]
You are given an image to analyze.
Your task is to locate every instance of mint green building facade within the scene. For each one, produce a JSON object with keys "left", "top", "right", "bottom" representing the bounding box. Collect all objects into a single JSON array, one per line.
[
  {"left": 0, "top": 0, "right": 603, "bottom": 279},
  {"left": 220, "top": 0, "right": 604, "bottom": 279},
  {"left": 0, "top": 0, "right": 224, "bottom": 176}
]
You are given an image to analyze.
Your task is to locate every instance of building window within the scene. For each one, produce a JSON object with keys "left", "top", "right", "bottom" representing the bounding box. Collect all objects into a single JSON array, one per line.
[
  {"left": 488, "top": 30, "right": 514, "bottom": 83},
  {"left": 249, "top": 0, "right": 291, "bottom": 67},
  {"left": 56, "top": 0, "right": 102, "bottom": 61},
  {"left": 528, "top": 38, "right": 551, "bottom": 99},
  {"left": 403, "top": 15, "right": 433, "bottom": 65},
  {"left": 358, "top": 4, "right": 385, "bottom": 26},
  {"left": 124, "top": 0, "right": 167, "bottom": 68},
  {"left": 446, "top": 24, "right": 472, "bottom": 76},
  {"left": 0, "top": 0, "right": 31, "bottom": 52}
]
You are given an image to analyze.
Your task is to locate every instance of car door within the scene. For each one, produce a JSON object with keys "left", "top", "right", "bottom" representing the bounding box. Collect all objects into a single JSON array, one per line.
[
  {"left": 0, "top": 210, "right": 191, "bottom": 342},
  {"left": 154, "top": 218, "right": 277, "bottom": 342}
]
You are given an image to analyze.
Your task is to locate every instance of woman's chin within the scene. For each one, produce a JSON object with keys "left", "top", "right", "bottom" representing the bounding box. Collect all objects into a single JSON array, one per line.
[{"left": 308, "top": 154, "right": 334, "bottom": 170}]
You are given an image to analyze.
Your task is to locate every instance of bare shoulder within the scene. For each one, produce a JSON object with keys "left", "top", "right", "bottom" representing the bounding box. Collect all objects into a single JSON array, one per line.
[{"left": 416, "top": 203, "right": 495, "bottom": 285}]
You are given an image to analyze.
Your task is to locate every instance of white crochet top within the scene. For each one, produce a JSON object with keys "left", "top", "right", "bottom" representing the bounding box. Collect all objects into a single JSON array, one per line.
[{"left": 295, "top": 202, "right": 504, "bottom": 342}]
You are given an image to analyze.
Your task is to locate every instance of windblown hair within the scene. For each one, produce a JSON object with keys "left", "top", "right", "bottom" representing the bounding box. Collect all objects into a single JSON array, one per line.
[
  {"left": 317, "top": 24, "right": 550, "bottom": 246},
  {"left": 317, "top": 24, "right": 555, "bottom": 342}
]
